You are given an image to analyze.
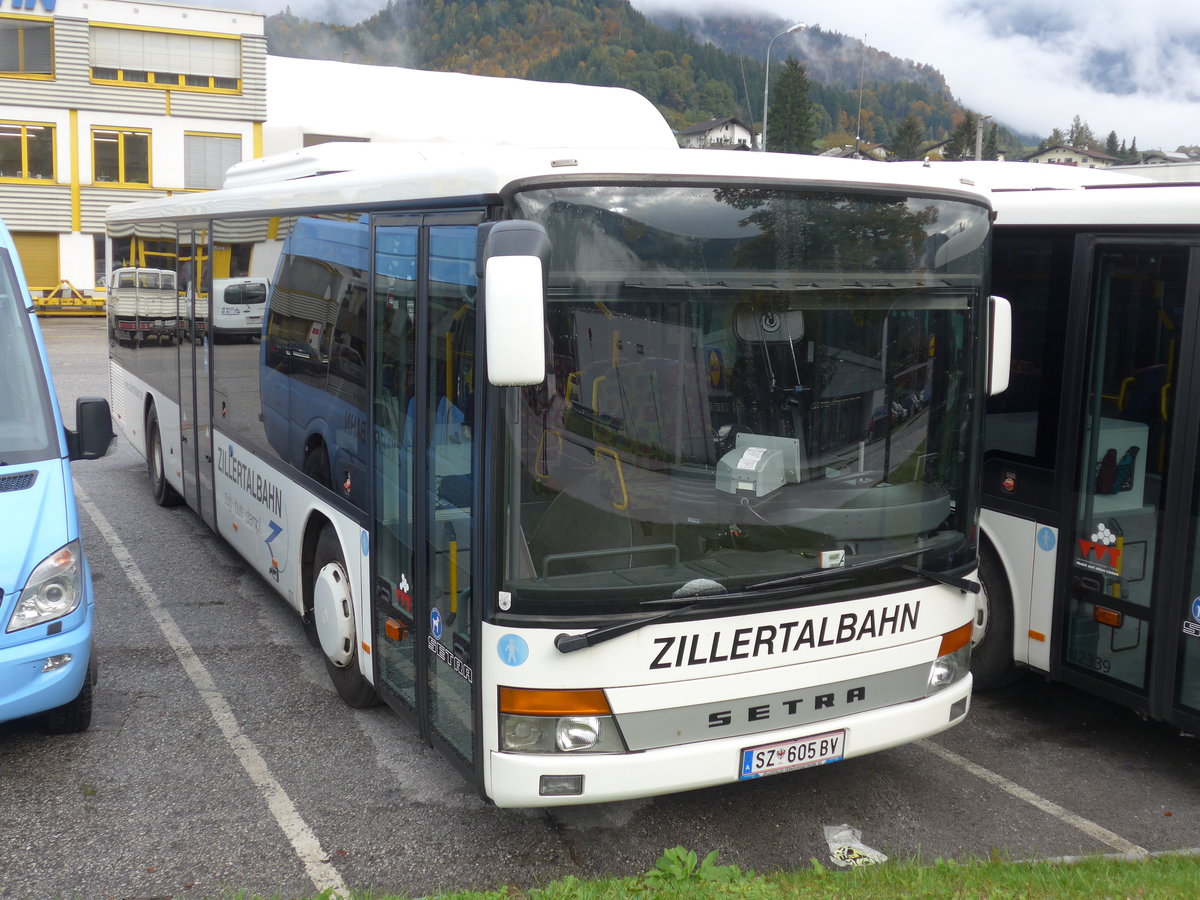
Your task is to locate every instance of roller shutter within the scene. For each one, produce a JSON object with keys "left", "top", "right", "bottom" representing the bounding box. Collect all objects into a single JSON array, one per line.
[{"left": 11, "top": 232, "right": 59, "bottom": 291}]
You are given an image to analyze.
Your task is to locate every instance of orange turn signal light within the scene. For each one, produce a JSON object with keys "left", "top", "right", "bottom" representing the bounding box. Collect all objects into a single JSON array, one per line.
[
  {"left": 1094, "top": 606, "right": 1123, "bottom": 628},
  {"left": 499, "top": 687, "right": 612, "bottom": 716},
  {"left": 938, "top": 622, "right": 974, "bottom": 657},
  {"left": 385, "top": 618, "right": 408, "bottom": 641}
]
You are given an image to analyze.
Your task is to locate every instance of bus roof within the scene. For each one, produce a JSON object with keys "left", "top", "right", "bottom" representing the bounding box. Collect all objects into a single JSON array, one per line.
[
  {"left": 107, "top": 145, "right": 992, "bottom": 226},
  {"left": 890, "top": 161, "right": 1200, "bottom": 228}
]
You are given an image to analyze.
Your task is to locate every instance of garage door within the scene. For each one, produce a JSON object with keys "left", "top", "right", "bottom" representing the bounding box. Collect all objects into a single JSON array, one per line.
[{"left": 11, "top": 232, "right": 60, "bottom": 292}]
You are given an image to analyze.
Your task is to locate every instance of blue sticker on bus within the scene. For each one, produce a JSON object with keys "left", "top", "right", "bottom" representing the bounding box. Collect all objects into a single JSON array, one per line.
[
  {"left": 498, "top": 635, "right": 529, "bottom": 667},
  {"left": 1192, "top": 597, "right": 1200, "bottom": 624},
  {"left": 1037, "top": 527, "right": 1056, "bottom": 552},
  {"left": 360, "top": 529, "right": 369, "bottom": 556},
  {"left": 430, "top": 608, "right": 443, "bottom": 641}
]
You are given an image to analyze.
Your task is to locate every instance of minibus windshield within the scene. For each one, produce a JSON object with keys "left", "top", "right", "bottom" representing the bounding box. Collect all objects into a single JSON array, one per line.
[{"left": 0, "top": 250, "right": 58, "bottom": 464}]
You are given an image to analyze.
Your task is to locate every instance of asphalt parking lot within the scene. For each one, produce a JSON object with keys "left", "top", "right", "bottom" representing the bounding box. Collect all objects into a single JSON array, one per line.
[{"left": 1, "top": 319, "right": 1198, "bottom": 900}]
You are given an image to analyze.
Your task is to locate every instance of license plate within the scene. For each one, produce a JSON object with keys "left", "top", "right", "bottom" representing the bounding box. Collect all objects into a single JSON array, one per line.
[
  {"left": 739, "top": 729, "right": 845, "bottom": 779},
  {"left": 248, "top": 316, "right": 262, "bottom": 325}
]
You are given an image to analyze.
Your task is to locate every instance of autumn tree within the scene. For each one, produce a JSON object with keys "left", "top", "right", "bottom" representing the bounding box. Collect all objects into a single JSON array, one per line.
[{"left": 1068, "top": 115, "right": 1097, "bottom": 150}]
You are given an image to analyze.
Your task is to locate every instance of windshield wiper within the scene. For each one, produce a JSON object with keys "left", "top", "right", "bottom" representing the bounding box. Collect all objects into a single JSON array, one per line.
[
  {"left": 902, "top": 564, "right": 979, "bottom": 593},
  {"left": 554, "top": 577, "right": 849, "bottom": 654},
  {"left": 554, "top": 546, "right": 976, "bottom": 654},
  {"left": 554, "top": 591, "right": 734, "bottom": 654}
]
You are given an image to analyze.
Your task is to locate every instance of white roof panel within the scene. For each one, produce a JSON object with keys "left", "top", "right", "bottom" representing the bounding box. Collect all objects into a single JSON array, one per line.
[{"left": 108, "top": 147, "right": 994, "bottom": 226}]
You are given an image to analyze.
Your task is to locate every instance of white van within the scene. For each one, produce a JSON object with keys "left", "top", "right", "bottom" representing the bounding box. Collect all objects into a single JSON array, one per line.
[{"left": 211, "top": 277, "right": 268, "bottom": 340}]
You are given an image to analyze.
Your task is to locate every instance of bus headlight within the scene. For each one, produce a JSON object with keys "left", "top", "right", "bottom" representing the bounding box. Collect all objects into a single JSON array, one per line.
[
  {"left": 499, "top": 687, "right": 628, "bottom": 754},
  {"left": 927, "top": 622, "right": 972, "bottom": 695},
  {"left": 6, "top": 540, "right": 84, "bottom": 633}
]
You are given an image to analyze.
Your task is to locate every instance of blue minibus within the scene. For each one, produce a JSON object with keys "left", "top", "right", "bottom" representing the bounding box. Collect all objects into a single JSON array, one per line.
[{"left": 0, "top": 220, "right": 114, "bottom": 733}]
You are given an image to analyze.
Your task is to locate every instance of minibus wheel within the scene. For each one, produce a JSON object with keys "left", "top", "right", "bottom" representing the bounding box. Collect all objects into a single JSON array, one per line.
[{"left": 42, "top": 677, "right": 93, "bottom": 734}]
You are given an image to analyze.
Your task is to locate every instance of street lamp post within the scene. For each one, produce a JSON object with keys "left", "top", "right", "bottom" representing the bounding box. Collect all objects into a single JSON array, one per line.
[{"left": 760, "top": 22, "right": 806, "bottom": 152}]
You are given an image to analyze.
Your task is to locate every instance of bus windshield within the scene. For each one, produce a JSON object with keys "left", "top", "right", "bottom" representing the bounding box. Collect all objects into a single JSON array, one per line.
[
  {"left": 0, "top": 249, "right": 57, "bottom": 465},
  {"left": 502, "top": 185, "right": 988, "bottom": 616}
]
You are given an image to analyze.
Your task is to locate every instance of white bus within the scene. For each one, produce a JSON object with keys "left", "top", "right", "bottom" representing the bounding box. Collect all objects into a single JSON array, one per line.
[
  {"left": 106, "top": 134, "right": 1006, "bottom": 806},
  {"left": 962, "top": 167, "right": 1200, "bottom": 733}
]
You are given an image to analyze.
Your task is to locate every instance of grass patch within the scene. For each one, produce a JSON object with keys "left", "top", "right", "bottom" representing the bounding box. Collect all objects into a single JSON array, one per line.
[{"left": 262, "top": 848, "right": 1200, "bottom": 900}]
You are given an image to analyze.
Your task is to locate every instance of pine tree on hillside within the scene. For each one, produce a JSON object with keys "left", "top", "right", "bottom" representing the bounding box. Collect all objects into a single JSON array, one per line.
[
  {"left": 891, "top": 112, "right": 924, "bottom": 160},
  {"left": 942, "top": 111, "right": 978, "bottom": 160},
  {"left": 765, "top": 59, "right": 819, "bottom": 154}
]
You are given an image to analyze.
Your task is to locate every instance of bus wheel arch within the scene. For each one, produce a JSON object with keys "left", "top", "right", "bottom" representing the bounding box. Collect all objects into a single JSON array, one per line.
[
  {"left": 972, "top": 537, "right": 1021, "bottom": 690},
  {"left": 305, "top": 518, "right": 378, "bottom": 708}
]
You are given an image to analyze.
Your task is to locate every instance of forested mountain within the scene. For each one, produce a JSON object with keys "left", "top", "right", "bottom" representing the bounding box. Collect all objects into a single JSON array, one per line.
[{"left": 264, "top": 0, "right": 1025, "bottom": 152}]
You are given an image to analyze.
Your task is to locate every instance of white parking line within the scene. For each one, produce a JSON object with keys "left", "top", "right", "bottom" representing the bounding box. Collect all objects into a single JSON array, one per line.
[
  {"left": 79, "top": 490, "right": 347, "bottom": 897},
  {"left": 917, "top": 739, "right": 1148, "bottom": 857}
]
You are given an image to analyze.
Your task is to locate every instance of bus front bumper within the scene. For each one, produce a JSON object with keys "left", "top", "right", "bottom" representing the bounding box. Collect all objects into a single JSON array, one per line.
[{"left": 486, "top": 675, "right": 970, "bottom": 807}]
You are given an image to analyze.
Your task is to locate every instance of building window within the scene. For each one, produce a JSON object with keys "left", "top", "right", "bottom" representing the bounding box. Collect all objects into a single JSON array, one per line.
[
  {"left": 89, "top": 26, "right": 241, "bottom": 92},
  {"left": 0, "top": 18, "right": 53, "bottom": 75},
  {"left": 0, "top": 122, "right": 54, "bottom": 180},
  {"left": 185, "top": 133, "right": 242, "bottom": 190},
  {"left": 92, "top": 128, "right": 150, "bottom": 185}
]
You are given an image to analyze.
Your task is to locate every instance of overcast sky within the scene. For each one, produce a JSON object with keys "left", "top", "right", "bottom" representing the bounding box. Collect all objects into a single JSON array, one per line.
[{"left": 240, "top": 0, "right": 1199, "bottom": 150}]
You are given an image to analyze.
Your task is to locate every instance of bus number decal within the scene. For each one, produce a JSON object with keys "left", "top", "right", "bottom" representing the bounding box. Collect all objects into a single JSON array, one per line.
[{"left": 1067, "top": 648, "right": 1111, "bottom": 674}]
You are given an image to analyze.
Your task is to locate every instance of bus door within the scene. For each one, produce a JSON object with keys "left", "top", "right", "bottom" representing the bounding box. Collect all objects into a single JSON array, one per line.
[
  {"left": 1060, "top": 238, "right": 1200, "bottom": 727},
  {"left": 370, "top": 215, "right": 481, "bottom": 773},
  {"left": 178, "top": 225, "right": 216, "bottom": 529}
]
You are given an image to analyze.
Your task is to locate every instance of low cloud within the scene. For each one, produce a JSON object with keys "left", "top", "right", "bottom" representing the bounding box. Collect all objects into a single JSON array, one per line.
[{"left": 238, "top": 0, "right": 1199, "bottom": 149}]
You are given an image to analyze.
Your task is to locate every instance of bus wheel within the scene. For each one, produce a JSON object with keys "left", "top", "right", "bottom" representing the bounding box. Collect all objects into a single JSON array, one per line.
[
  {"left": 972, "top": 547, "right": 1021, "bottom": 690},
  {"left": 42, "top": 676, "right": 93, "bottom": 734},
  {"left": 146, "top": 406, "right": 182, "bottom": 507},
  {"left": 312, "top": 524, "right": 378, "bottom": 708}
]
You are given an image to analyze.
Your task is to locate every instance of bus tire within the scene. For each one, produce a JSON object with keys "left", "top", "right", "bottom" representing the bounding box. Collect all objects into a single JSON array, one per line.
[
  {"left": 972, "top": 545, "right": 1021, "bottom": 690},
  {"left": 42, "top": 676, "right": 93, "bottom": 734},
  {"left": 146, "top": 405, "right": 182, "bottom": 507},
  {"left": 311, "top": 524, "right": 379, "bottom": 708}
]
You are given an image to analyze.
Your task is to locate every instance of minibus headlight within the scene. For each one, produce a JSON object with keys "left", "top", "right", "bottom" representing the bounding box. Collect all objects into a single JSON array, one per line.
[{"left": 6, "top": 540, "right": 84, "bottom": 633}]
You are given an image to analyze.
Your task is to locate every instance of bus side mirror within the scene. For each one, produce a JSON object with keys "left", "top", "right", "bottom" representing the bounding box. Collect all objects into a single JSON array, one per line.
[
  {"left": 68, "top": 396, "right": 116, "bottom": 461},
  {"left": 988, "top": 295, "right": 1012, "bottom": 396},
  {"left": 482, "top": 221, "right": 550, "bottom": 386}
]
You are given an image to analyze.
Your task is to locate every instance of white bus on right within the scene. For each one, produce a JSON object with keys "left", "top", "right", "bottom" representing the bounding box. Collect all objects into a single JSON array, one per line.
[{"left": 952, "top": 161, "right": 1200, "bottom": 730}]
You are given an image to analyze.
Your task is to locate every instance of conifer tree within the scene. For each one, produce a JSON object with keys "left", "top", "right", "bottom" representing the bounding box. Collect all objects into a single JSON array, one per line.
[
  {"left": 891, "top": 112, "right": 924, "bottom": 160},
  {"left": 765, "top": 58, "right": 819, "bottom": 154}
]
